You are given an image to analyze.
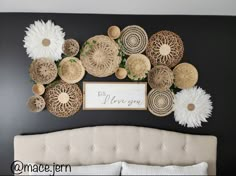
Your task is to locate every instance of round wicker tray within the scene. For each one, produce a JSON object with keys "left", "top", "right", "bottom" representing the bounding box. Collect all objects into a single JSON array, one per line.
[
  {"left": 148, "top": 89, "right": 174, "bottom": 117},
  {"left": 115, "top": 68, "right": 127, "bottom": 80},
  {"left": 44, "top": 81, "right": 82, "bottom": 118},
  {"left": 58, "top": 57, "right": 85, "bottom": 84},
  {"left": 146, "top": 30, "right": 184, "bottom": 68},
  {"left": 173, "top": 63, "right": 198, "bottom": 89},
  {"left": 32, "top": 83, "right": 45, "bottom": 96},
  {"left": 27, "top": 95, "right": 45, "bottom": 112},
  {"left": 120, "top": 25, "right": 148, "bottom": 55},
  {"left": 107, "top": 26, "right": 121, "bottom": 39},
  {"left": 80, "top": 35, "right": 121, "bottom": 77},
  {"left": 148, "top": 65, "right": 174, "bottom": 91},
  {"left": 29, "top": 58, "right": 57, "bottom": 85},
  {"left": 125, "top": 54, "right": 151, "bottom": 80},
  {"left": 63, "top": 39, "right": 80, "bottom": 57}
]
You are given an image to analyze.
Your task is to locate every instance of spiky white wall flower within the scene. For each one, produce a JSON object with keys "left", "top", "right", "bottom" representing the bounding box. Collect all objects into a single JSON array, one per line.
[
  {"left": 174, "top": 87, "right": 213, "bottom": 128},
  {"left": 24, "top": 20, "right": 65, "bottom": 61}
]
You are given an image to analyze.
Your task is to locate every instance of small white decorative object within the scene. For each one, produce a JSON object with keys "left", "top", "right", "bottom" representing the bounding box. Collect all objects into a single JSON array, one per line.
[
  {"left": 24, "top": 20, "right": 65, "bottom": 61},
  {"left": 174, "top": 87, "right": 213, "bottom": 128}
]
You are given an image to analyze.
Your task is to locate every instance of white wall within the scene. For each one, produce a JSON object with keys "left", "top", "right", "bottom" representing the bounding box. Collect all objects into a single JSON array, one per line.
[{"left": 1, "top": 0, "right": 236, "bottom": 15}]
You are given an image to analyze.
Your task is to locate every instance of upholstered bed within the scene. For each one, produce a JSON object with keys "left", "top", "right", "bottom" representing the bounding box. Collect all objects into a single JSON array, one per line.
[{"left": 14, "top": 126, "right": 217, "bottom": 175}]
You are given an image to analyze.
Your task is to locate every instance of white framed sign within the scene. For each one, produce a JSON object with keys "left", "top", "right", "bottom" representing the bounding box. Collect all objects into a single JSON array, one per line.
[{"left": 83, "top": 82, "right": 147, "bottom": 110}]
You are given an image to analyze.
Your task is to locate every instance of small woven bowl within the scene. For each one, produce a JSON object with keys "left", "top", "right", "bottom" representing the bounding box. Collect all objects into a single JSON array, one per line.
[
  {"left": 27, "top": 95, "right": 45, "bottom": 112},
  {"left": 63, "top": 39, "right": 80, "bottom": 57},
  {"left": 32, "top": 83, "right": 45, "bottom": 95},
  {"left": 115, "top": 68, "right": 127, "bottom": 80},
  {"left": 107, "top": 26, "right": 121, "bottom": 40}
]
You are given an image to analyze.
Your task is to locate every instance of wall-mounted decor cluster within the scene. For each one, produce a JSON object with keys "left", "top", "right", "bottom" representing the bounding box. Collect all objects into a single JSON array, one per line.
[{"left": 24, "top": 20, "right": 213, "bottom": 127}]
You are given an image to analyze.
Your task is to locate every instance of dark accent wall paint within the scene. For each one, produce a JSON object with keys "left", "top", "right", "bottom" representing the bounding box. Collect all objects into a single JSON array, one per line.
[{"left": 0, "top": 13, "right": 235, "bottom": 175}]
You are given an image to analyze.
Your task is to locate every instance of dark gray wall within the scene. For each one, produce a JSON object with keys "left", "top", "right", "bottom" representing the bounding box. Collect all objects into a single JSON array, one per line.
[{"left": 0, "top": 13, "right": 235, "bottom": 175}]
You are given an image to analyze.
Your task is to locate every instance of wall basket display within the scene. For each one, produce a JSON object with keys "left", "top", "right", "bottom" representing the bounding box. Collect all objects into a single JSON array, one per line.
[
  {"left": 27, "top": 95, "right": 45, "bottom": 112},
  {"left": 62, "top": 39, "right": 80, "bottom": 57}
]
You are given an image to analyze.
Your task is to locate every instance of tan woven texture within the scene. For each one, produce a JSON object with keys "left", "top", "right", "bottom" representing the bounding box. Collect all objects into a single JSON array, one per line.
[
  {"left": 173, "top": 62, "right": 198, "bottom": 89},
  {"left": 107, "top": 26, "right": 121, "bottom": 39},
  {"left": 44, "top": 81, "right": 82, "bottom": 118},
  {"left": 32, "top": 83, "right": 45, "bottom": 96},
  {"left": 148, "top": 65, "right": 174, "bottom": 91},
  {"left": 148, "top": 89, "right": 174, "bottom": 117},
  {"left": 80, "top": 35, "right": 121, "bottom": 77},
  {"left": 146, "top": 30, "right": 184, "bottom": 68},
  {"left": 120, "top": 25, "right": 148, "bottom": 55},
  {"left": 29, "top": 58, "right": 57, "bottom": 85},
  {"left": 27, "top": 95, "right": 45, "bottom": 112},
  {"left": 63, "top": 39, "right": 80, "bottom": 57}
]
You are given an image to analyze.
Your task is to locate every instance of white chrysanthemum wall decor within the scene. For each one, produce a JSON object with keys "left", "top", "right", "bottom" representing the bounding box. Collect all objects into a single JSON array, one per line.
[
  {"left": 24, "top": 20, "right": 65, "bottom": 61},
  {"left": 174, "top": 87, "right": 213, "bottom": 128}
]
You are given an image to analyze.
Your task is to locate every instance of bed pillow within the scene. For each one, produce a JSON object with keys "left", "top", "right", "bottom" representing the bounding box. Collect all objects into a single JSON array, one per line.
[
  {"left": 28, "top": 162, "right": 122, "bottom": 175},
  {"left": 121, "top": 162, "right": 208, "bottom": 175}
]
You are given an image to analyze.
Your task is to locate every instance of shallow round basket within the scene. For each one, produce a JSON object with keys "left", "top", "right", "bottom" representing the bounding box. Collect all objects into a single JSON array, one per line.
[
  {"left": 58, "top": 57, "right": 85, "bottom": 84},
  {"left": 27, "top": 95, "right": 45, "bottom": 112},
  {"left": 32, "top": 83, "right": 45, "bottom": 95},
  {"left": 29, "top": 58, "right": 57, "bottom": 85},
  {"left": 107, "top": 26, "right": 121, "bottom": 39},
  {"left": 44, "top": 81, "right": 82, "bottom": 118},
  {"left": 63, "top": 39, "right": 80, "bottom": 57},
  {"left": 173, "top": 62, "right": 198, "bottom": 89},
  {"left": 148, "top": 65, "right": 174, "bottom": 91},
  {"left": 115, "top": 68, "right": 127, "bottom": 80},
  {"left": 120, "top": 25, "right": 148, "bottom": 55},
  {"left": 146, "top": 30, "right": 184, "bottom": 68},
  {"left": 80, "top": 35, "right": 121, "bottom": 77},
  {"left": 148, "top": 89, "right": 174, "bottom": 117},
  {"left": 125, "top": 54, "right": 151, "bottom": 80}
]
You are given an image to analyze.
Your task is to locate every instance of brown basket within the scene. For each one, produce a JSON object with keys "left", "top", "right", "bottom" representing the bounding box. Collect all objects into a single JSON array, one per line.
[
  {"left": 146, "top": 30, "right": 184, "bottom": 68},
  {"left": 44, "top": 81, "right": 82, "bottom": 118},
  {"left": 120, "top": 25, "right": 148, "bottom": 55},
  {"left": 107, "top": 26, "right": 121, "bottom": 40},
  {"left": 148, "top": 89, "right": 174, "bottom": 117},
  {"left": 115, "top": 68, "right": 127, "bottom": 80},
  {"left": 32, "top": 83, "right": 45, "bottom": 95},
  {"left": 63, "top": 39, "right": 80, "bottom": 57},
  {"left": 80, "top": 35, "right": 121, "bottom": 77},
  {"left": 148, "top": 65, "right": 174, "bottom": 91},
  {"left": 27, "top": 95, "right": 45, "bottom": 112},
  {"left": 173, "top": 63, "right": 198, "bottom": 89},
  {"left": 29, "top": 58, "right": 57, "bottom": 85}
]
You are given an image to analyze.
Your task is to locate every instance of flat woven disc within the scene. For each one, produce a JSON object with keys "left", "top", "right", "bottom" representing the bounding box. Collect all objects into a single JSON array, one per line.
[
  {"left": 27, "top": 95, "right": 45, "bottom": 112},
  {"left": 146, "top": 30, "right": 184, "bottom": 68},
  {"left": 148, "top": 89, "right": 174, "bottom": 117},
  {"left": 120, "top": 25, "right": 148, "bottom": 55},
  {"left": 63, "top": 39, "right": 80, "bottom": 57},
  {"left": 173, "top": 63, "right": 198, "bottom": 89},
  {"left": 58, "top": 57, "right": 85, "bottom": 84},
  {"left": 80, "top": 35, "right": 121, "bottom": 77},
  {"left": 125, "top": 54, "right": 151, "bottom": 80}
]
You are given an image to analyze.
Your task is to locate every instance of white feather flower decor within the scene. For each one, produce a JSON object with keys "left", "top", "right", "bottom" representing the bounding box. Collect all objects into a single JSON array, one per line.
[
  {"left": 24, "top": 20, "right": 65, "bottom": 61},
  {"left": 174, "top": 87, "right": 213, "bottom": 128}
]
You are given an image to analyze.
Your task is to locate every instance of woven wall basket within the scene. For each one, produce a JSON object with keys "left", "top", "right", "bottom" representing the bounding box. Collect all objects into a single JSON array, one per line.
[
  {"left": 63, "top": 39, "right": 80, "bottom": 57},
  {"left": 120, "top": 25, "right": 148, "bottom": 55},
  {"left": 58, "top": 57, "right": 85, "bottom": 84},
  {"left": 148, "top": 65, "right": 174, "bottom": 91},
  {"left": 27, "top": 95, "right": 45, "bottom": 112},
  {"left": 146, "top": 30, "right": 184, "bottom": 68},
  {"left": 44, "top": 81, "right": 82, "bottom": 118},
  {"left": 173, "top": 62, "right": 198, "bottom": 89},
  {"left": 125, "top": 54, "right": 151, "bottom": 80},
  {"left": 29, "top": 58, "right": 57, "bottom": 85},
  {"left": 148, "top": 89, "right": 174, "bottom": 117},
  {"left": 80, "top": 35, "right": 121, "bottom": 77}
]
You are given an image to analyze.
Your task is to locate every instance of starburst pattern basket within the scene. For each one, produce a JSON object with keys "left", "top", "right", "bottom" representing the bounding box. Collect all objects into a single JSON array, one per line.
[
  {"left": 29, "top": 58, "right": 57, "bottom": 85},
  {"left": 120, "top": 25, "right": 148, "bottom": 55},
  {"left": 63, "top": 39, "right": 80, "bottom": 57},
  {"left": 27, "top": 95, "right": 45, "bottom": 112},
  {"left": 148, "top": 65, "right": 174, "bottom": 91},
  {"left": 44, "top": 81, "right": 82, "bottom": 118},
  {"left": 148, "top": 89, "right": 174, "bottom": 117},
  {"left": 146, "top": 30, "right": 184, "bottom": 68},
  {"left": 80, "top": 35, "right": 121, "bottom": 77}
]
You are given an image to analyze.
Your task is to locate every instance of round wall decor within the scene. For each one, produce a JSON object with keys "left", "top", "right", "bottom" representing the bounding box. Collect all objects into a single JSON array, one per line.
[
  {"left": 148, "top": 89, "right": 174, "bottom": 117},
  {"left": 27, "top": 95, "right": 45, "bottom": 112},
  {"left": 58, "top": 57, "right": 85, "bottom": 84},
  {"left": 120, "top": 25, "right": 148, "bottom": 55},
  {"left": 63, "top": 39, "right": 80, "bottom": 57},
  {"left": 115, "top": 68, "right": 127, "bottom": 80},
  {"left": 29, "top": 58, "right": 58, "bottom": 85},
  {"left": 44, "top": 81, "right": 82, "bottom": 118},
  {"left": 80, "top": 35, "right": 121, "bottom": 77},
  {"left": 32, "top": 83, "right": 45, "bottom": 95},
  {"left": 107, "top": 26, "right": 121, "bottom": 39},
  {"left": 148, "top": 65, "right": 174, "bottom": 91},
  {"left": 146, "top": 30, "right": 184, "bottom": 68}
]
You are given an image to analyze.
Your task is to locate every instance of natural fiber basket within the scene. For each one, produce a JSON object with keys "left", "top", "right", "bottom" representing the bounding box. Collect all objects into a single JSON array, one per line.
[
  {"left": 146, "top": 30, "right": 184, "bottom": 68},
  {"left": 115, "top": 68, "right": 127, "bottom": 80},
  {"left": 63, "top": 39, "right": 80, "bottom": 57},
  {"left": 107, "top": 26, "right": 121, "bottom": 40},
  {"left": 32, "top": 83, "right": 45, "bottom": 95},
  {"left": 120, "top": 25, "right": 148, "bottom": 55},
  {"left": 148, "top": 89, "right": 174, "bottom": 117},
  {"left": 58, "top": 57, "right": 85, "bottom": 84},
  {"left": 148, "top": 65, "right": 174, "bottom": 91},
  {"left": 27, "top": 95, "right": 45, "bottom": 112},
  {"left": 44, "top": 81, "right": 82, "bottom": 118},
  {"left": 173, "top": 63, "right": 198, "bottom": 89},
  {"left": 80, "top": 35, "right": 121, "bottom": 77},
  {"left": 125, "top": 54, "right": 151, "bottom": 80},
  {"left": 29, "top": 58, "right": 57, "bottom": 85}
]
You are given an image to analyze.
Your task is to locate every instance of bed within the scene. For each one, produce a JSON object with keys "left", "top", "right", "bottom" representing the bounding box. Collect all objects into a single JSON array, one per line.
[{"left": 14, "top": 126, "right": 217, "bottom": 175}]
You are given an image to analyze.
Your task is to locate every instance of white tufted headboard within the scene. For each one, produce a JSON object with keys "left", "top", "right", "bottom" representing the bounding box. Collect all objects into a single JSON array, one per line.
[{"left": 14, "top": 126, "right": 217, "bottom": 175}]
